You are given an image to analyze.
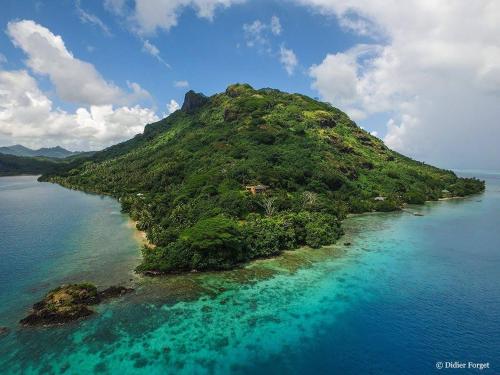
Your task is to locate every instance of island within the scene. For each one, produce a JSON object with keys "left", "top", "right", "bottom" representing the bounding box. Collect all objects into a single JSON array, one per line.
[{"left": 40, "top": 84, "right": 484, "bottom": 275}]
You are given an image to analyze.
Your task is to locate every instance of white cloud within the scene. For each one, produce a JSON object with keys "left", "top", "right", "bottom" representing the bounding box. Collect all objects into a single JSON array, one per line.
[
  {"left": 0, "top": 70, "right": 158, "bottom": 150},
  {"left": 142, "top": 39, "right": 170, "bottom": 67},
  {"left": 302, "top": 1, "right": 500, "bottom": 168},
  {"left": 7, "top": 20, "right": 149, "bottom": 106},
  {"left": 309, "top": 44, "right": 381, "bottom": 115},
  {"left": 0, "top": 54, "right": 6, "bottom": 65},
  {"left": 167, "top": 99, "right": 180, "bottom": 114},
  {"left": 244, "top": 16, "right": 295, "bottom": 74},
  {"left": 243, "top": 16, "right": 283, "bottom": 51},
  {"left": 126, "top": 81, "right": 153, "bottom": 102},
  {"left": 76, "top": 0, "right": 112, "bottom": 36},
  {"left": 310, "top": 51, "right": 357, "bottom": 104},
  {"left": 270, "top": 16, "right": 282, "bottom": 35},
  {"left": 243, "top": 20, "right": 268, "bottom": 49},
  {"left": 2, "top": 22, "right": 158, "bottom": 150},
  {"left": 132, "top": 0, "right": 244, "bottom": 35},
  {"left": 279, "top": 45, "right": 298, "bottom": 75},
  {"left": 143, "top": 39, "right": 159, "bottom": 56},
  {"left": 174, "top": 80, "right": 190, "bottom": 88}
]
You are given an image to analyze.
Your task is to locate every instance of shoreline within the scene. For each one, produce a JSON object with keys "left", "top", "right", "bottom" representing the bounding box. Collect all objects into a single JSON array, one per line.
[
  {"left": 437, "top": 196, "right": 466, "bottom": 201},
  {"left": 130, "top": 193, "right": 485, "bottom": 276},
  {"left": 38, "top": 175, "right": 485, "bottom": 277},
  {"left": 126, "top": 219, "right": 155, "bottom": 248}
]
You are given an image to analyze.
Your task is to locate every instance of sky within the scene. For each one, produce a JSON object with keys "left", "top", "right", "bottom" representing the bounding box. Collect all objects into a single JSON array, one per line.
[{"left": 0, "top": 0, "right": 499, "bottom": 169}]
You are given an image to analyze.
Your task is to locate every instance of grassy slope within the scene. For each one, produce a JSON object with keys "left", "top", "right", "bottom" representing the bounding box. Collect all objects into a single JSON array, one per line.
[{"left": 42, "top": 84, "right": 484, "bottom": 272}]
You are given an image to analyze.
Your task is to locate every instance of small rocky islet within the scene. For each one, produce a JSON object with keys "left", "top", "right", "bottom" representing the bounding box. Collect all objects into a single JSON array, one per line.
[{"left": 20, "top": 283, "right": 133, "bottom": 326}]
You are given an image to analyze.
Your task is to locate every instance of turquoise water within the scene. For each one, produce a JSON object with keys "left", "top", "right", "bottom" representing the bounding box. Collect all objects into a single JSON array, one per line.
[
  {"left": 0, "top": 173, "right": 499, "bottom": 374},
  {"left": 0, "top": 176, "right": 141, "bottom": 327}
]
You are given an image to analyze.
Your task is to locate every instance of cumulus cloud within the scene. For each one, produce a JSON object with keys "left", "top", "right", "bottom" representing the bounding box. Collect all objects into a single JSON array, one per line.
[
  {"left": 131, "top": 0, "right": 244, "bottom": 35},
  {"left": 2, "top": 21, "right": 158, "bottom": 150},
  {"left": 309, "top": 44, "right": 381, "bottom": 119},
  {"left": 0, "top": 70, "right": 158, "bottom": 150},
  {"left": 301, "top": 0, "right": 500, "bottom": 168},
  {"left": 279, "top": 45, "right": 298, "bottom": 75},
  {"left": 167, "top": 99, "right": 180, "bottom": 114},
  {"left": 7, "top": 20, "right": 150, "bottom": 106}
]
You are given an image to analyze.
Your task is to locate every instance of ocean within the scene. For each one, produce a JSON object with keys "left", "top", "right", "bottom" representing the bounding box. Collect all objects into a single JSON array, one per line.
[{"left": 0, "top": 173, "right": 498, "bottom": 374}]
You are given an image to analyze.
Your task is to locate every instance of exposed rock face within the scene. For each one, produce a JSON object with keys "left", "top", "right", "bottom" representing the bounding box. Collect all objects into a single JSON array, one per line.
[
  {"left": 20, "top": 305, "right": 94, "bottom": 326},
  {"left": 20, "top": 283, "right": 134, "bottom": 327},
  {"left": 318, "top": 115, "right": 336, "bottom": 128},
  {"left": 181, "top": 90, "right": 209, "bottom": 113}
]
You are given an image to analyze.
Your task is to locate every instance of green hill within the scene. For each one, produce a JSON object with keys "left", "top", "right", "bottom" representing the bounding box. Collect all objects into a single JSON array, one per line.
[
  {"left": 0, "top": 154, "right": 61, "bottom": 176},
  {"left": 41, "top": 84, "right": 484, "bottom": 273},
  {"left": 0, "top": 144, "right": 81, "bottom": 158},
  {"left": 0, "top": 152, "right": 96, "bottom": 177}
]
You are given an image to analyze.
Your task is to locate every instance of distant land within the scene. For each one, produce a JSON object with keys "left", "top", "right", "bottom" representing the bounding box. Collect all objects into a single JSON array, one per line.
[
  {"left": 0, "top": 146, "right": 95, "bottom": 176},
  {"left": 0, "top": 144, "right": 81, "bottom": 158}
]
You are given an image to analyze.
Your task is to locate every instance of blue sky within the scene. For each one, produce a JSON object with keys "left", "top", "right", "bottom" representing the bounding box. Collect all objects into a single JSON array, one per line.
[
  {"left": 1, "top": 1, "right": 372, "bottom": 108},
  {"left": 0, "top": 1, "right": 499, "bottom": 169}
]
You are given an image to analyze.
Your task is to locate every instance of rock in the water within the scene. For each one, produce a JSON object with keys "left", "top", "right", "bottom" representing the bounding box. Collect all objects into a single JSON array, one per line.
[
  {"left": 20, "top": 283, "right": 134, "bottom": 327},
  {"left": 144, "top": 270, "right": 163, "bottom": 276},
  {"left": 19, "top": 284, "right": 98, "bottom": 326},
  {"left": 181, "top": 90, "right": 209, "bottom": 113},
  {"left": 0, "top": 327, "right": 10, "bottom": 336},
  {"left": 98, "top": 286, "right": 134, "bottom": 299},
  {"left": 344, "top": 242, "right": 352, "bottom": 246},
  {"left": 20, "top": 305, "right": 93, "bottom": 326}
]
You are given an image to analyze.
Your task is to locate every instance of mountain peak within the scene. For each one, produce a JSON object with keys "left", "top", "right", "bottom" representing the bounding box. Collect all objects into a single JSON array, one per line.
[
  {"left": 181, "top": 90, "right": 209, "bottom": 114},
  {"left": 225, "top": 83, "right": 254, "bottom": 97}
]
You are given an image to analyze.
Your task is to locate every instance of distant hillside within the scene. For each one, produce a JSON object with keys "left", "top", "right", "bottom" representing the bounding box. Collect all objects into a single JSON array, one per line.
[
  {"left": 42, "top": 84, "right": 485, "bottom": 274},
  {"left": 0, "top": 154, "right": 60, "bottom": 176},
  {"left": 0, "top": 144, "right": 81, "bottom": 158},
  {"left": 0, "top": 152, "right": 95, "bottom": 176}
]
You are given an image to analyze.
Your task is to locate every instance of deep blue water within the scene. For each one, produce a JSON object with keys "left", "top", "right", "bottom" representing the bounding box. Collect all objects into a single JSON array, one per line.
[{"left": 0, "top": 173, "right": 499, "bottom": 374}]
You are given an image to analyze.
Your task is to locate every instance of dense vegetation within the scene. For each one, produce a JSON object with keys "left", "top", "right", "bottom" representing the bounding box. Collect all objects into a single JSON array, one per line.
[{"left": 41, "top": 84, "right": 484, "bottom": 273}]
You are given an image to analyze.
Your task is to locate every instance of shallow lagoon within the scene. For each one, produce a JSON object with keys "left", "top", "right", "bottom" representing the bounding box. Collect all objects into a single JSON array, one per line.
[{"left": 0, "top": 173, "right": 499, "bottom": 374}]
